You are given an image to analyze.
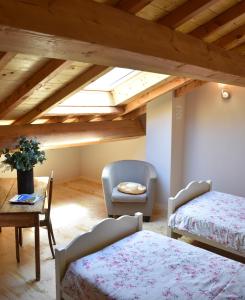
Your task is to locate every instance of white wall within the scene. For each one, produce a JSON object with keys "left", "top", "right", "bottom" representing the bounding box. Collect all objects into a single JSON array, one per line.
[
  {"left": 80, "top": 137, "right": 146, "bottom": 181},
  {"left": 1, "top": 137, "right": 146, "bottom": 183},
  {"left": 183, "top": 82, "right": 245, "bottom": 197},
  {"left": 0, "top": 147, "right": 82, "bottom": 182},
  {"left": 146, "top": 93, "right": 173, "bottom": 212},
  {"left": 170, "top": 95, "right": 186, "bottom": 196}
]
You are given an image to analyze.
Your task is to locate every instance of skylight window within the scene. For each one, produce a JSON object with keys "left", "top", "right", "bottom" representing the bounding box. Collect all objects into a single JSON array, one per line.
[
  {"left": 46, "top": 106, "right": 117, "bottom": 116},
  {"left": 44, "top": 67, "right": 171, "bottom": 117},
  {"left": 84, "top": 67, "right": 140, "bottom": 91},
  {"left": 60, "top": 90, "right": 114, "bottom": 107}
]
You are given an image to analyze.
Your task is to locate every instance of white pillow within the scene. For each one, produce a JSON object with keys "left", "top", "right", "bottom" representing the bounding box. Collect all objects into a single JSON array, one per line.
[{"left": 117, "top": 182, "right": 146, "bottom": 195}]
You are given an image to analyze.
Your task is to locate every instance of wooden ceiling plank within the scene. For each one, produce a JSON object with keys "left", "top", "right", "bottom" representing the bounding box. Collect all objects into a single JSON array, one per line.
[
  {"left": 0, "top": 59, "right": 70, "bottom": 119},
  {"left": 174, "top": 80, "right": 207, "bottom": 97},
  {"left": 116, "top": 0, "right": 152, "bottom": 14},
  {"left": 13, "top": 65, "right": 110, "bottom": 125},
  {"left": 213, "top": 24, "right": 245, "bottom": 49},
  {"left": 0, "top": 52, "right": 15, "bottom": 71},
  {"left": 190, "top": 1, "right": 245, "bottom": 39},
  {"left": 157, "top": 0, "right": 219, "bottom": 29},
  {"left": 0, "top": 1, "right": 244, "bottom": 86},
  {"left": 0, "top": 119, "right": 145, "bottom": 150},
  {"left": 123, "top": 77, "right": 192, "bottom": 114}
]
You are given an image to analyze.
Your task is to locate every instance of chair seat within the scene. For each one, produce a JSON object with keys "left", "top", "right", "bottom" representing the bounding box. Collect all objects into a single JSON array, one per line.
[{"left": 112, "top": 187, "right": 147, "bottom": 203}]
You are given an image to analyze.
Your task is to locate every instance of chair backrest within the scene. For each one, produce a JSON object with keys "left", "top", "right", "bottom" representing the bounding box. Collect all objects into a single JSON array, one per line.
[
  {"left": 46, "top": 170, "right": 54, "bottom": 219},
  {"left": 106, "top": 160, "right": 154, "bottom": 186}
]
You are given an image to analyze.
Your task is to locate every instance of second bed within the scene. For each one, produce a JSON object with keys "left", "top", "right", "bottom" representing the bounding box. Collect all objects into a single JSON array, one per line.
[{"left": 168, "top": 180, "right": 245, "bottom": 258}]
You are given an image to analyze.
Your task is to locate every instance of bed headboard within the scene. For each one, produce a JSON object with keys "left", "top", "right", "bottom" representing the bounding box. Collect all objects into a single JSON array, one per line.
[
  {"left": 55, "top": 212, "right": 143, "bottom": 300},
  {"left": 168, "top": 180, "right": 212, "bottom": 218}
]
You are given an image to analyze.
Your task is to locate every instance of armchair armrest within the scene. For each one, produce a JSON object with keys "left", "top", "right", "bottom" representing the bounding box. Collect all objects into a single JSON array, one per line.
[
  {"left": 145, "top": 165, "right": 157, "bottom": 201},
  {"left": 101, "top": 165, "right": 115, "bottom": 200},
  {"left": 146, "top": 164, "right": 157, "bottom": 184}
]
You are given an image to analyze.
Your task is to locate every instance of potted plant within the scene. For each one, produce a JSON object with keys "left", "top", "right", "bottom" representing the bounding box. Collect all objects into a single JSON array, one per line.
[{"left": 0, "top": 137, "right": 46, "bottom": 194}]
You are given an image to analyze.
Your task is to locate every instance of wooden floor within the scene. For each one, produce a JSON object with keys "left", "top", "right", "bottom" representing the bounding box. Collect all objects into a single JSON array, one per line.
[
  {"left": 0, "top": 178, "right": 243, "bottom": 300},
  {"left": 0, "top": 178, "right": 166, "bottom": 300}
]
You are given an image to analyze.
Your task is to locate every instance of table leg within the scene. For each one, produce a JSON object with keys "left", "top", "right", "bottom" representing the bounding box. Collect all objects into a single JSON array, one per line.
[
  {"left": 15, "top": 227, "right": 20, "bottom": 263},
  {"left": 34, "top": 214, "right": 40, "bottom": 281}
]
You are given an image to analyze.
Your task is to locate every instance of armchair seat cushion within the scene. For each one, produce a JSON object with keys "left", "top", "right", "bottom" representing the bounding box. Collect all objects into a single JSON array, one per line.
[
  {"left": 112, "top": 187, "right": 147, "bottom": 203},
  {"left": 117, "top": 182, "right": 146, "bottom": 195}
]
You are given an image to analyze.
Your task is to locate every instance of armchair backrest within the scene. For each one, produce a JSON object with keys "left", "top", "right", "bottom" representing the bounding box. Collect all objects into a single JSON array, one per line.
[{"left": 102, "top": 160, "right": 157, "bottom": 187}]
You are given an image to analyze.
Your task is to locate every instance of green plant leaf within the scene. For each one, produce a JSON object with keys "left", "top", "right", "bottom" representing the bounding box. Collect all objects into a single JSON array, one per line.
[{"left": 0, "top": 137, "right": 46, "bottom": 172}]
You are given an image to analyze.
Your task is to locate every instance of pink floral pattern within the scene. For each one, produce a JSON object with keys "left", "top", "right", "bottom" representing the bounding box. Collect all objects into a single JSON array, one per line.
[
  {"left": 169, "top": 191, "right": 245, "bottom": 253},
  {"left": 61, "top": 230, "right": 245, "bottom": 300}
]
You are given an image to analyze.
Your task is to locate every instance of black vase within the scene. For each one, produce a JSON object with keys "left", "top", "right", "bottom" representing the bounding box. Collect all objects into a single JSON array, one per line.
[{"left": 17, "top": 169, "right": 34, "bottom": 194}]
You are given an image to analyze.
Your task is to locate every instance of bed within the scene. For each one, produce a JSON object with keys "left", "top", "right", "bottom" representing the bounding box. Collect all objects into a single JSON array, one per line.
[
  {"left": 168, "top": 180, "right": 245, "bottom": 259},
  {"left": 56, "top": 212, "right": 245, "bottom": 300}
]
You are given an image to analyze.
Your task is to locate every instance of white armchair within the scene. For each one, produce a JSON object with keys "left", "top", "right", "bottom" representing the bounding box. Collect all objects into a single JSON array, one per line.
[{"left": 102, "top": 160, "right": 157, "bottom": 221}]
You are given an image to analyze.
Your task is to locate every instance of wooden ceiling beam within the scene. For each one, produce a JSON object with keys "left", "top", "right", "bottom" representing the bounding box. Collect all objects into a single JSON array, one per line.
[
  {"left": 122, "top": 106, "right": 146, "bottom": 120},
  {"left": 13, "top": 65, "right": 110, "bottom": 125},
  {"left": 174, "top": 80, "right": 207, "bottom": 97},
  {"left": 0, "top": 52, "right": 15, "bottom": 71},
  {"left": 0, "top": 120, "right": 145, "bottom": 150},
  {"left": 0, "top": 59, "right": 70, "bottom": 119},
  {"left": 123, "top": 77, "right": 191, "bottom": 115},
  {"left": 0, "top": 1, "right": 244, "bottom": 86},
  {"left": 116, "top": 0, "right": 151, "bottom": 14},
  {"left": 191, "top": 1, "right": 245, "bottom": 39},
  {"left": 157, "top": 0, "right": 218, "bottom": 29}
]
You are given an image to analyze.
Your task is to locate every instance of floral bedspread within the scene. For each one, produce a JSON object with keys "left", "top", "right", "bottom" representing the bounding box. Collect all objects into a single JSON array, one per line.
[
  {"left": 61, "top": 230, "right": 245, "bottom": 300},
  {"left": 169, "top": 191, "right": 245, "bottom": 253}
]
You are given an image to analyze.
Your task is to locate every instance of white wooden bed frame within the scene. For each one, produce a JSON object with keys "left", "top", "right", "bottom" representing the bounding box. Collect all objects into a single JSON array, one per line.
[
  {"left": 168, "top": 180, "right": 245, "bottom": 259},
  {"left": 55, "top": 212, "right": 143, "bottom": 300}
]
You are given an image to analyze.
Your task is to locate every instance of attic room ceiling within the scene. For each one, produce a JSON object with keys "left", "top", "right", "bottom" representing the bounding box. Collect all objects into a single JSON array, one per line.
[{"left": 0, "top": 0, "right": 244, "bottom": 148}]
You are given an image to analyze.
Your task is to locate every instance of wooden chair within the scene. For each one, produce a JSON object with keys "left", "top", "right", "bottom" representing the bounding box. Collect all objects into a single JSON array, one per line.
[{"left": 16, "top": 171, "right": 56, "bottom": 261}]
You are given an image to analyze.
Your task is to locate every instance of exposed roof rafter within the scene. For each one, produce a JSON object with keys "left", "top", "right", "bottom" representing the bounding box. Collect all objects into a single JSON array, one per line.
[
  {"left": 116, "top": 0, "right": 152, "bottom": 14},
  {"left": 190, "top": 1, "right": 245, "bottom": 39},
  {"left": 157, "top": 0, "right": 219, "bottom": 29},
  {"left": 0, "top": 52, "right": 15, "bottom": 71},
  {"left": 174, "top": 80, "right": 207, "bottom": 97},
  {"left": 123, "top": 77, "right": 192, "bottom": 115},
  {"left": 213, "top": 25, "right": 245, "bottom": 49},
  {"left": 0, "top": 59, "right": 70, "bottom": 119},
  {"left": 122, "top": 106, "right": 146, "bottom": 120},
  {"left": 13, "top": 65, "right": 110, "bottom": 125}
]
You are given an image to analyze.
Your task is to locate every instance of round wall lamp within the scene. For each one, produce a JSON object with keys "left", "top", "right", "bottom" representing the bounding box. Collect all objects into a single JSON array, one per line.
[{"left": 221, "top": 88, "right": 231, "bottom": 100}]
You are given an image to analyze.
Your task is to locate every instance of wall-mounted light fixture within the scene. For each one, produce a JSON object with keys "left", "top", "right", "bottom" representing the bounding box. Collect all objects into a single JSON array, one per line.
[
  {"left": 218, "top": 83, "right": 231, "bottom": 100},
  {"left": 221, "top": 88, "right": 231, "bottom": 100}
]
